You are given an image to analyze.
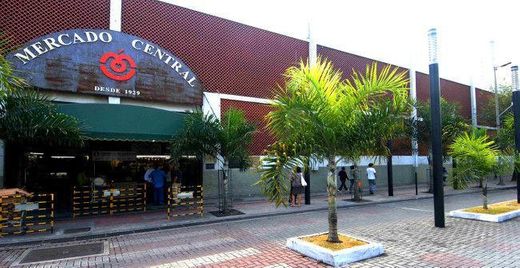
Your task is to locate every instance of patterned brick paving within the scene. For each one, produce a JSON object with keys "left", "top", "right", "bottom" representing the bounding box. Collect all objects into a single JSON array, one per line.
[{"left": 1, "top": 189, "right": 519, "bottom": 267}]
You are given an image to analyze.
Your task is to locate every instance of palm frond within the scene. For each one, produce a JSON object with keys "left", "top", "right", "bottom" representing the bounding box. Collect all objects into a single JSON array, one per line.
[
  {"left": 449, "top": 129, "right": 498, "bottom": 189},
  {"left": 255, "top": 142, "right": 305, "bottom": 207},
  {"left": 170, "top": 110, "right": 221, "bottom": 162},
  {"left": 0, "top": 88, "right": 83, "bottom": 146}
]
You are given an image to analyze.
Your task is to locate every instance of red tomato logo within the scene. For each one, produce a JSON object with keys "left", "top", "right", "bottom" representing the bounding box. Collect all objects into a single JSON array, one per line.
[{"left": 99, "top": 49, "right": 136, "bottom": 81}]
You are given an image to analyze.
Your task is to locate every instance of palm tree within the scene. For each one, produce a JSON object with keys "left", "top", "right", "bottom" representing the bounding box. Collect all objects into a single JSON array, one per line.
[
  {"left": 416, "top": 99, "right": 469, "bottom": 192},
  {"left": 171, "top": 108, "right": 255, "bottom": 213},
  {"left": 257, "top": 58, "right": 410, "bottom": 242},
  {"left": 449, "top": 129, "right": 498, "bottom": 209}
]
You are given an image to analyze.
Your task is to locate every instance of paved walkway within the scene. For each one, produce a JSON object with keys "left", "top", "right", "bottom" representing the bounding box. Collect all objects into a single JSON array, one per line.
[
  {"left": 0, "top": 181, "right": 516, "bottom": 247},
  {"left": 1, "top": 188, "right": 519, "bottom": 267}
]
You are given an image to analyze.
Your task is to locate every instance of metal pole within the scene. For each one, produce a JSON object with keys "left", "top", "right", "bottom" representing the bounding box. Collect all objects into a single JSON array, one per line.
[
  {"left": 304, "top": 160, "right": 311, "bottom": 205},
  {"left": 494, "top": 66, "right": 501, "bottom": 129},
  {"left": 387, "top": 140, "right": 394, "bottom": 196},
  {"left": 511, "top": 65, "right": 520, "bottom": 203},
  {"left": 410, "top": 69, "right": 419, "bottom": 195},
  {"left": 428, "top": 28, "right": 445, "bottom": 228}
]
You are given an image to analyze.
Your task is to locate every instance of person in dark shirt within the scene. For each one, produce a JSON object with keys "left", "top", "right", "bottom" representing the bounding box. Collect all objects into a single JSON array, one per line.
[
  {"left": 337, "top": 167, "right": 349, "bottom": 192},
  {"left": 150, "top": 165, "right": 167, "bottom": 205}
]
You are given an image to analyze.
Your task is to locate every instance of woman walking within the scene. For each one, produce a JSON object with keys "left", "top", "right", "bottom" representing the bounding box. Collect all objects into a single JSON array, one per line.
[{"left": 290, "top": 167, "right": 304, "bottom": 207}]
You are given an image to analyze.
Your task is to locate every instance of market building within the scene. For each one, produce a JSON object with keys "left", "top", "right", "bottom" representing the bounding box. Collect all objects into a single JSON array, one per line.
[{"left": 0, "top": 0, "right": 493, "bottom": 215}]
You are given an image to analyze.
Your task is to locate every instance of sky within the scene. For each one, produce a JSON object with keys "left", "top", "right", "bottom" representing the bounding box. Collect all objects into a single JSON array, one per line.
[{"left": 163, "top": 0, "right": 519, "bottom": 90}]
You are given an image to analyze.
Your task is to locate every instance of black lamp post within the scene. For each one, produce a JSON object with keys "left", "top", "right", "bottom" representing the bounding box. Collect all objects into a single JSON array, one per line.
[
  {"left": 387, "top": 140, "right": 394, "bottom": 196},
  {"left": 428, "top": 28, "right": 445, "bottom": 228},
  {"left": 511, "top": 65, "right": 520, "bottom": 203}
]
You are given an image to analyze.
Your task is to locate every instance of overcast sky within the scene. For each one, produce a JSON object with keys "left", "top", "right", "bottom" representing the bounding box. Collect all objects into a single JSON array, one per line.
[{"left": 163, "top": 0, "right": 519, "bottom": 90}]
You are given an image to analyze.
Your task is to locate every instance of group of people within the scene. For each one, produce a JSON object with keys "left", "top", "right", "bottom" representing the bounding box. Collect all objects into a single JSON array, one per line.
[
  {"left": 337, "top": 163, "right": 377, "bottom": 195},
  {"left": 144, "top": 163, "right": 183, "bottom": 205},
  {"left": 288, "top": 163, "right": 378, "bottom": 207}
]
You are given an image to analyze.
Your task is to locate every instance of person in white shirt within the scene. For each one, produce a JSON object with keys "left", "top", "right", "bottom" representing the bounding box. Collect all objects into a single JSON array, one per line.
[
  {"left": 366, "top": 163, "right": 377, "bottom": 194},
  {"left": 144, "top": 164, "right": 154, "bottom": 183}
]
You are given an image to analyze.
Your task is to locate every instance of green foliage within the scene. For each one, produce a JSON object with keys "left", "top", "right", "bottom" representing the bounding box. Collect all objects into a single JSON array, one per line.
[
  {"left": 1, "top": 36, "right": 82, "bottom": 147},
  {"left": 494, "top": 154, "right": 514, "bottom": 177},
  {"left": 495, "top": 114, "right": 514, "bottom": 151},
  {"left": 258, "top": 57, "right": 411, "bottom": 206},
  {"left": 0, "top": 88, "right": 83, "bottom": 146},
  {"left": 449, "top": 129, "right": 498, "bottom": 190},
  {"left": 481, "top": 84, "right": 512, "bottom": 125},
  {"left": 1, "top": 38, "right": 25, "bottom": 97},
  {"left": 220, "top": 108, "right": 255, "bottom": 170},
  {"left": 170, "top": 110, "right": 220, "bottom": 161},
  {"left": 170, "top": 108, "right": 255, "bottom": 170},
  {"left": 255, "top": 142, "right": 305, "bottom": 207},
  {"left": 417, "top": 98, "right": 469, "bottom": 157}
]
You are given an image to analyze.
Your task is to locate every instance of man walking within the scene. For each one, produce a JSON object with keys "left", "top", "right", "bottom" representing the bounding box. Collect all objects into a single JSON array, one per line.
[
  {"left": 337, "top": 167, "right": 348, "bottom": 192},
  {"left": 366, "top": 163, "right": 377, "bottom": 194}
]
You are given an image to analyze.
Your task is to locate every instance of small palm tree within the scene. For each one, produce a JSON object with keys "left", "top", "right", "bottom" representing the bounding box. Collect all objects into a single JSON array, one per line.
[
  {"left": 171, "top": 108, "right": 255, "bottom": 213},
  {"left": 258, "top": 58, "right": 410, "bottom": 242},
  {"left": 449, "top": 129, "right": 498, "bottom": 209},
  {"left": 416, "top": 99, "right": 469, "bottom": 192}
]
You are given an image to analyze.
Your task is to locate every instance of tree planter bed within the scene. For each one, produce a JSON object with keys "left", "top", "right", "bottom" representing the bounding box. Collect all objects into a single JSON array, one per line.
[
  {"left": 286, "top": 232, "right": 384, "bottom": 267},
  {"left": 449, "top": 200, "right": 520, "bottom": 222}
]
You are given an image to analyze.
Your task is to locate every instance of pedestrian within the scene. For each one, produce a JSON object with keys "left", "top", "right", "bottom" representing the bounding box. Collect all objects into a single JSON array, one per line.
[
  {"left": 143, "top": 163, "right": 155, "bottom": 203},
  {"left": 150, "top": 164, "right": 167, "bottom": 205},
  {"left": 143, "top": 164, "right": 153, "bottom": 181},
  {"left": 290, "top": 167, "right": 304, "bottom": 207},
  {"left": 366, "top": 163, "right": 377, "bottom": 194},
  {"left": 348, "top": 165, "right": 357, "bottom": 194},
  {"left": 337, "top": 167, "right": 348, "bottom": 192}
]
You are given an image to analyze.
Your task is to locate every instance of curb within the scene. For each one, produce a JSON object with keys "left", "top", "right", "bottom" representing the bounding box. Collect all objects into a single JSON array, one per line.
[{"left": 0, "top": 186, "right": 515, "bottom": 248}]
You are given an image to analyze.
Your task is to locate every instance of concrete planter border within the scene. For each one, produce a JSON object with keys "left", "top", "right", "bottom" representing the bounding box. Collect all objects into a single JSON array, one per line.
[
  {"left": 449, "top": 208, "right": 520, "bottom": 222},
  {"left": 286, "top": 232, "right": 384, "bottom": 267}
]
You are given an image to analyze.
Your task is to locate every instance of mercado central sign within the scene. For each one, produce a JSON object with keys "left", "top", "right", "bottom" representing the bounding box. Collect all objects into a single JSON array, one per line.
[{"left": 7, "top": 29, "right": 202, "bottom": 105}]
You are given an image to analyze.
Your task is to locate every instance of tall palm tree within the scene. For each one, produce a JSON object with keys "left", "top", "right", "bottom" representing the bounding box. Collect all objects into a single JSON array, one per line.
[
  {"left": 258, "top": 58, "right": 410, "bottom": 242},
  {"left": 449, "top": 129, "right": 498, "bottom": 209},
  {"left": 171, "top": 108, "right": 255, "bottom": 213}
]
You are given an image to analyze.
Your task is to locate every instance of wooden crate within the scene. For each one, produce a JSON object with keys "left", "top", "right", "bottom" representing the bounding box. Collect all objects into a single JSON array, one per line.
[
  {"left": 0, "top": 193, "right": 54, "bottom": 236},
  {"left": 167, "top": 185, "right": 203, "bottom": 219}
]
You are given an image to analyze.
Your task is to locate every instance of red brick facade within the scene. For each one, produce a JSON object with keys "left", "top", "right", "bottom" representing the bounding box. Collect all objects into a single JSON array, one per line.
[{"left": 1, "top": 0, "right": 494, "bottom": 156}]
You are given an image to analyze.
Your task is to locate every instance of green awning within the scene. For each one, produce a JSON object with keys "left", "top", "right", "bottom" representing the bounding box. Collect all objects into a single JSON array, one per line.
[{"left": 57, "top": 103, "right": 186, "bottom": 142}]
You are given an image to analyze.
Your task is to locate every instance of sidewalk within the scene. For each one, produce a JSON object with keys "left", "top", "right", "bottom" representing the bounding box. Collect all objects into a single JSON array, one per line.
[{"left": 0, "top": 181, "right": 516, "bottom": 247}]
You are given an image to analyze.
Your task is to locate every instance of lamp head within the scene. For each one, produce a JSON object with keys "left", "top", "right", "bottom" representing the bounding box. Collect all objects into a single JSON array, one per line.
[
  {"left": 428, "top": 28, "right": 438, "bottom": 64},
  {"left": 512, "top": 65, "right": 519, "bottom": 92}
]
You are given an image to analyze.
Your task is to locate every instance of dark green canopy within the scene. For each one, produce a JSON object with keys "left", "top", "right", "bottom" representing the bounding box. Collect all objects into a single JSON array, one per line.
[{"left": 57, "top": 103, "right": 186, "bottom": 142}]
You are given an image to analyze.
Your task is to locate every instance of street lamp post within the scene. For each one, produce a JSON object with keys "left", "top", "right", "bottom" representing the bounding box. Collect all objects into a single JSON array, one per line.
[
  {"left": 428, "top": 28, "right": 445, "bottom": 228},
  {"left": 493, "top": 61, "right": 512, "bottom": 130},
  {"left": 511, "top": 65, "right": 520, "bottom": 203}
]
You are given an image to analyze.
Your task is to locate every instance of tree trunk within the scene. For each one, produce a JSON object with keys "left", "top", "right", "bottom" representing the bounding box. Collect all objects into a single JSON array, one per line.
[
  {"left": 482, "top": 180, "right": 488, "bottom": 210},
  {"left": 326, "top": 156, "right": 340, "bottom": 243},
  {"left": 352, "top": 164, "right": 361, "bottom": 201}
]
